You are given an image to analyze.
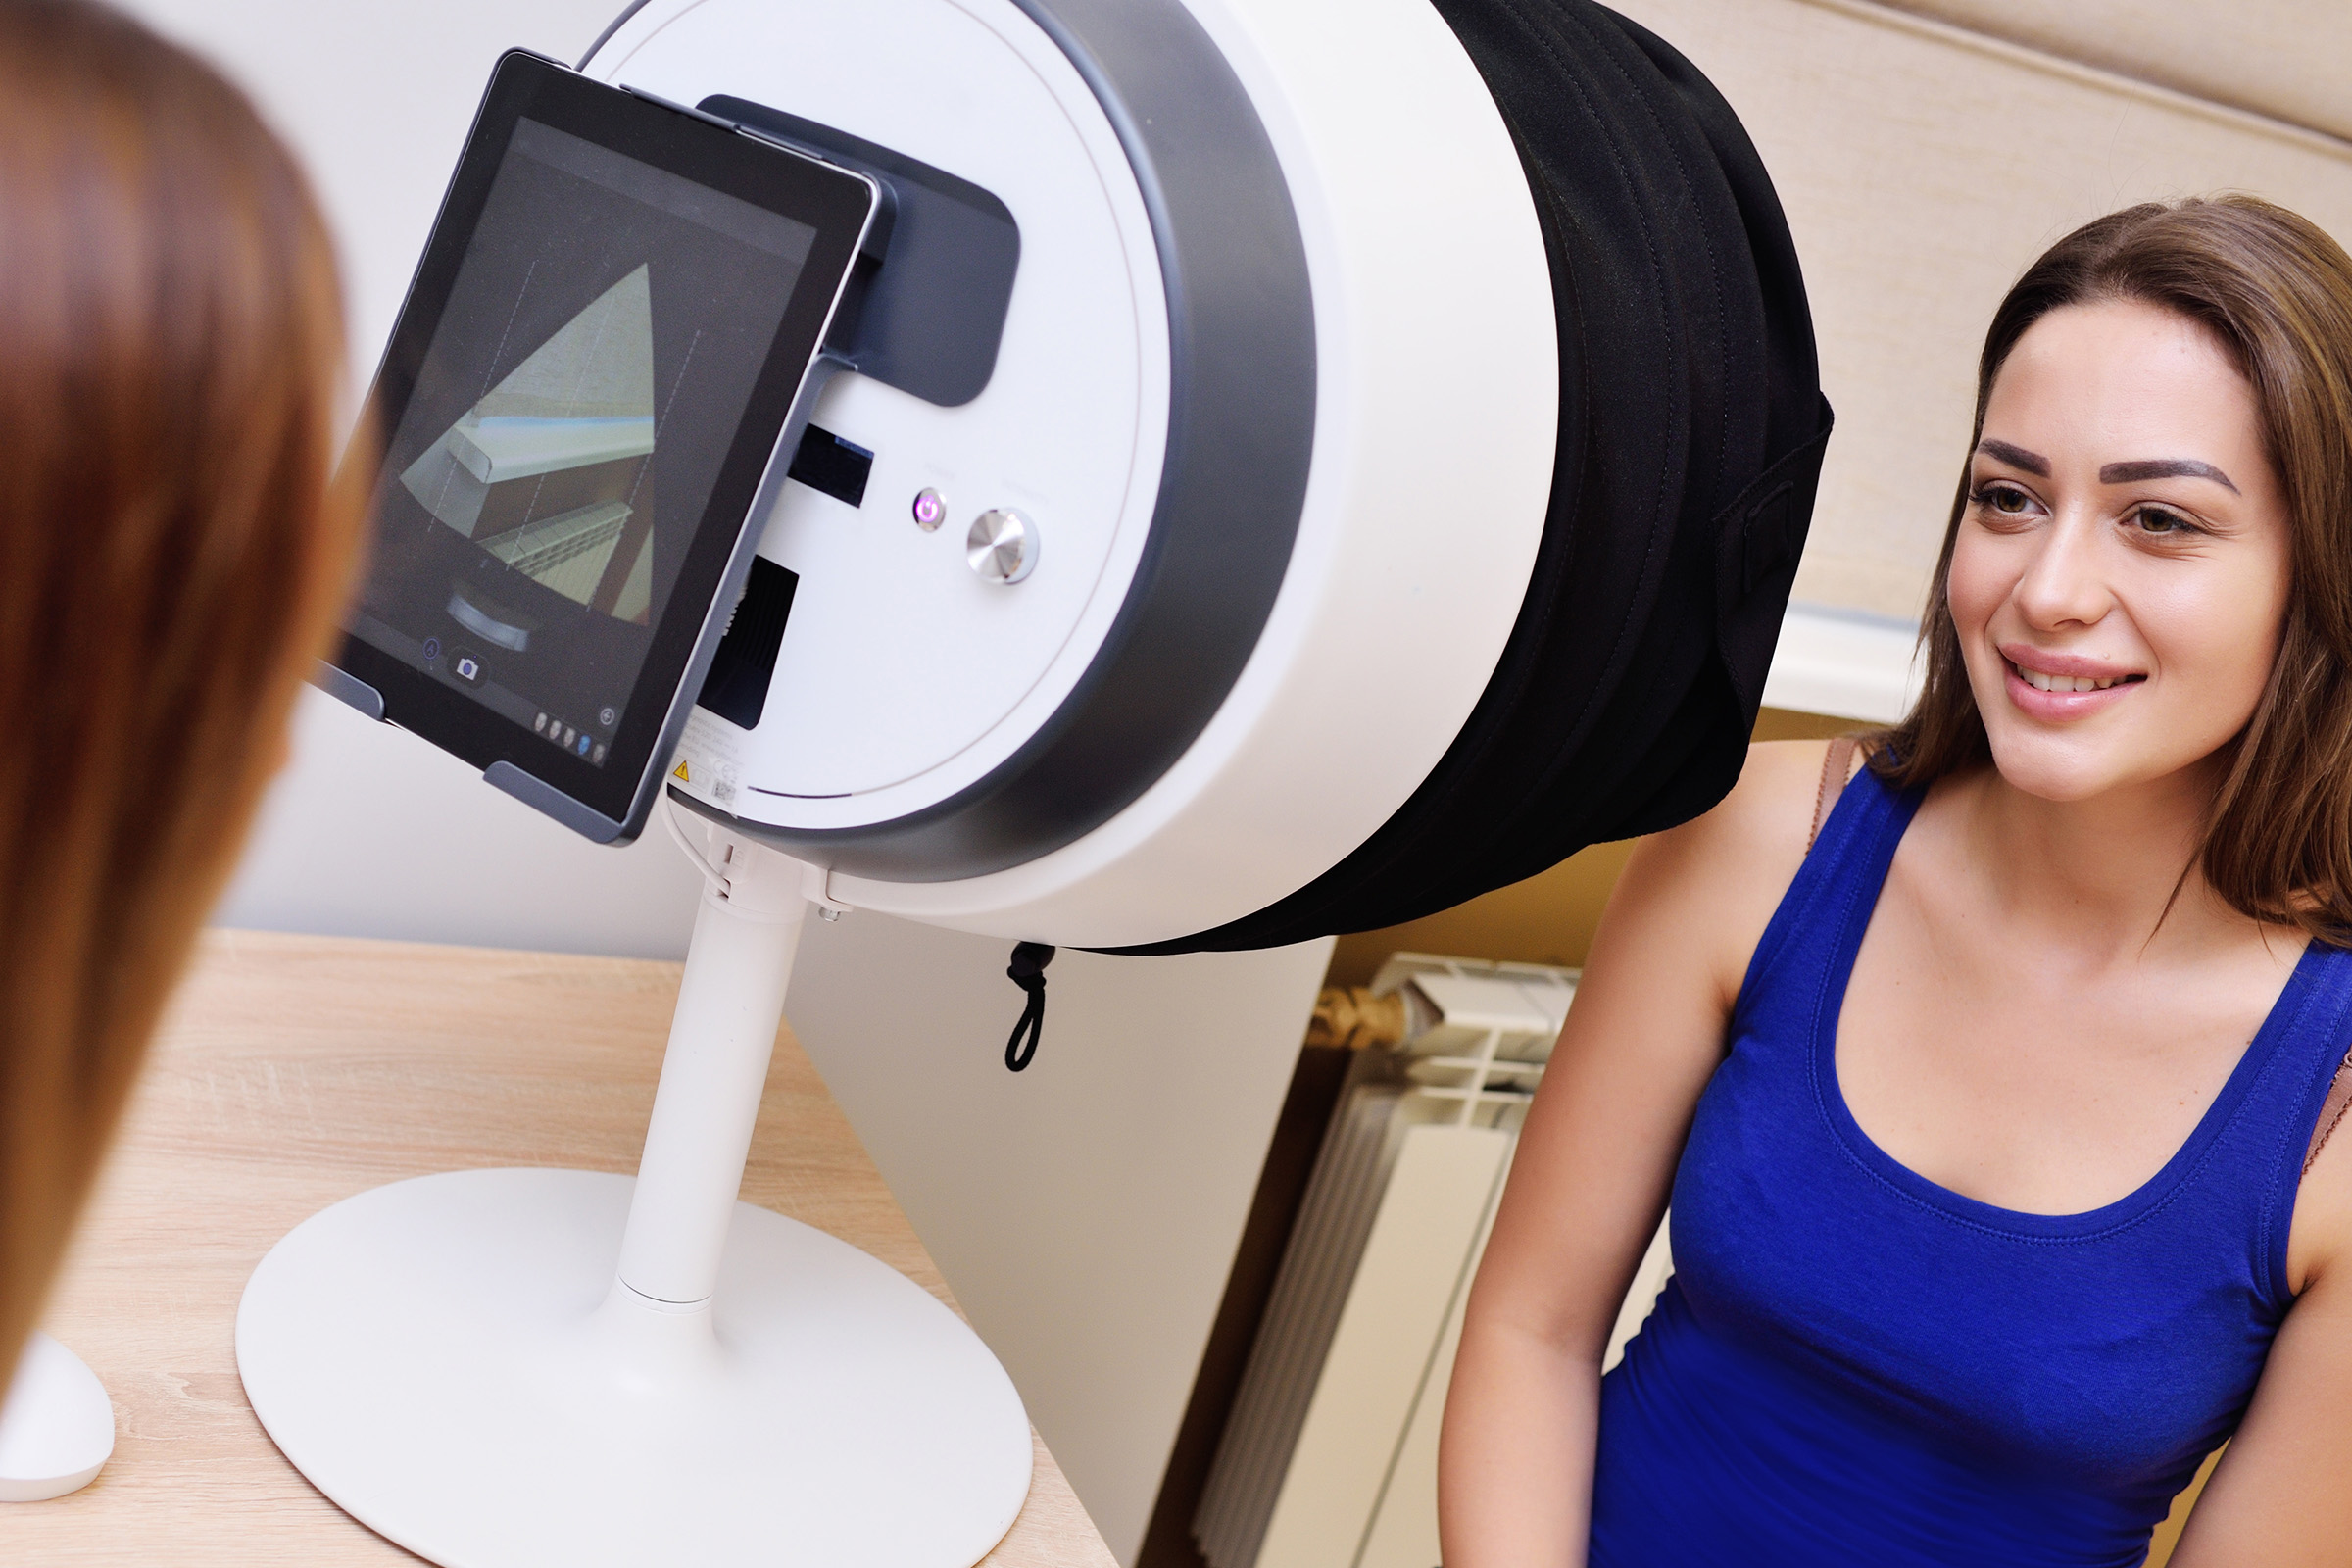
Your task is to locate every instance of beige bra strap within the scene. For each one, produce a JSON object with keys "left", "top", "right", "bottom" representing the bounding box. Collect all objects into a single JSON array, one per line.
[
  {"left": 2304, "top": 1050, "right": 2352, "bottom": 1176},
  {"left": 1808, "top": 735, "right": 1861, "bottom": 853}
]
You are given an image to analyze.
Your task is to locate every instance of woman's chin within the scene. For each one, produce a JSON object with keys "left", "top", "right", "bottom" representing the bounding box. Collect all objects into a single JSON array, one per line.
[
  {"left": 1981, "top": 725, "right": 2141, "bottom": 804},
  {"left": 1984, "top": 726, "right": 2216, "bottom": 806},
  {"left": 1988, "top": 760, "right": 2111, "bottom": 805}
]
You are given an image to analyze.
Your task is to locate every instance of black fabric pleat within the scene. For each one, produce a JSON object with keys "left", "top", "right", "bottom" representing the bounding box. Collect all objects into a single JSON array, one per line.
[{"left": 1121, "top": 0, "right": 1833, "bottom": 955}]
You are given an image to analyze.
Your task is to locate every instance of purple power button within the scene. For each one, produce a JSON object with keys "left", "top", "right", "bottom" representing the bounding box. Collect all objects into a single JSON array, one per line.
[{"left": 911, "top": 488, "right": 947, "bottom": 532}]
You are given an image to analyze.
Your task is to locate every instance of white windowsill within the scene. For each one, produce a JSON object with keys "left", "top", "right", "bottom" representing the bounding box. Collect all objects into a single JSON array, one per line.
[{"left": 1762, "top": 601, "right": 1924, "bottom": 724}]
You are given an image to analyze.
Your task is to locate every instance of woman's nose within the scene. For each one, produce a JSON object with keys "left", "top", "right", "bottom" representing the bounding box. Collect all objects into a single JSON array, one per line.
[{"left": 2011, "top": 512, "right": 2113, "bottom": 628}]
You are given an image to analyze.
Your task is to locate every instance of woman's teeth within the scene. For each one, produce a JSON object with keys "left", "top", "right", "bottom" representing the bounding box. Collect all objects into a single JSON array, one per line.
[{"left": 2011, "top": 662, "right": 2124, "bottom": 693}]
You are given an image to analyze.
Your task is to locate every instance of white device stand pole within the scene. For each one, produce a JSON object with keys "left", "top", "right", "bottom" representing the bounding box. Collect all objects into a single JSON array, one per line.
[
  {"left": 607, "top": 824, "right": 808, "bottom": 1334},
  {"left": 234, "top": 804, "right": 1034, "bottom": 1568}
]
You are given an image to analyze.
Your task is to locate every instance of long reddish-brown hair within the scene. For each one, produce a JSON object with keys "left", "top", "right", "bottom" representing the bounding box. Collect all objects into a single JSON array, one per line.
[
  {"left": 0, "top": 0, "right": 359, "bottom": 1374},
  {"left": 1877, "top": 197, "right": 2352, "bottom": 941}
]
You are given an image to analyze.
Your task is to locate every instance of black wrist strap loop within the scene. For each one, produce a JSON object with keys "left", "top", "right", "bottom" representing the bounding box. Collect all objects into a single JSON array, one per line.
[{"left": 1004, "top": 942, "right": 1056, "bottom": 1072}]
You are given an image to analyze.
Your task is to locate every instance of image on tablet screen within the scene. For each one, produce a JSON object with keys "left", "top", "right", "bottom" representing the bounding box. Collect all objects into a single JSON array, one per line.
[{"left": 399, "top": 265, "right": 659, "bottom": 621}]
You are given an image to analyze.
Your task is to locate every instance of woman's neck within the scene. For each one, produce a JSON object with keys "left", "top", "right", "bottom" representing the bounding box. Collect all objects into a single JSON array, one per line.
[{"left": 1947, "top": 755, "right": 2244, "bottom": 959}]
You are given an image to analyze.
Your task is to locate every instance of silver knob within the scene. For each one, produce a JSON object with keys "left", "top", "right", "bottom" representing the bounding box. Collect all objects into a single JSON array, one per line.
[{"left": 965, "top": 509, "right": 1038, "bottom": 584}]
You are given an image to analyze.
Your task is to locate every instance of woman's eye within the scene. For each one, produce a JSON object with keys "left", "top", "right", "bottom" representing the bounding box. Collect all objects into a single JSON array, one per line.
[
  {"left": 1973, "top": 483, "right": 2033, "bottom": 515},
  {"left": 2132, "top": 506, "right": 2202, "bottom": 536}
]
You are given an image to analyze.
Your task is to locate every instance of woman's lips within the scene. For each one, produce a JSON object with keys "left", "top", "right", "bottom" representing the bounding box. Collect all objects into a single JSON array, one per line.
[{"left": 2002, "top": 656, "right": 2143, "bottom": 719}]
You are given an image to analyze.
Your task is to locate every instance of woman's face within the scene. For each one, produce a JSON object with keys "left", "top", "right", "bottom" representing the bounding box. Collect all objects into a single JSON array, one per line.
[{"left": 1947, "top": 297, "right": 2292, "bottom": 804}]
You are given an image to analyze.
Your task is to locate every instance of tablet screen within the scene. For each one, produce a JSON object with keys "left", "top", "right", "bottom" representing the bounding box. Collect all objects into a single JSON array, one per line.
[{"left": 333, "top": 53, "right": 874, "bottom": 838}]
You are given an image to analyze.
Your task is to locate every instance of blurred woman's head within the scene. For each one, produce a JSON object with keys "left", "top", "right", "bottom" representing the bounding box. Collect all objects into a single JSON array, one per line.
[
  {"left": 0, "top": 0, "right": 357, "bottom": 1369},
  {"left": 1884, "top": 196, "right": 2352, "bottom": 937}
]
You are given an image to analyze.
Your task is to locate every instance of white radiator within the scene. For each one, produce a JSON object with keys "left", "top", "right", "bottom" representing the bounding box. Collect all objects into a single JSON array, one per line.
[{"left": 1195, "top": 955, "right": 1673, "bottom": 1568}]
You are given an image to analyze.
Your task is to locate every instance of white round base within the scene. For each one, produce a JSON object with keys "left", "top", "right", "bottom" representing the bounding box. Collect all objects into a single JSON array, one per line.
[
  {"left": 236, "top": 1168, "right": 1033, "bottom": 1568},
  {"left": 0, "top": 1333, "right": 113, "bottom": 1501}
]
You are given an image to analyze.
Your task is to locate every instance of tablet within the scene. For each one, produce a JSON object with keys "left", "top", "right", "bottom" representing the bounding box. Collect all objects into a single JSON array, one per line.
[{"left": 327, "top": 49, "right": 879, "bottom": 842}]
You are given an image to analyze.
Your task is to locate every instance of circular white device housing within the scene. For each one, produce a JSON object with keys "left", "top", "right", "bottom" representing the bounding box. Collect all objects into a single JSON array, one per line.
[{"left": 621, "top": 0, "right": 1559, "bottom": 946}]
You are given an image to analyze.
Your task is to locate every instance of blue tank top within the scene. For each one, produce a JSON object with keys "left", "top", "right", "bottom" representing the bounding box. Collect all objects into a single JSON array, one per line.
[{"left": 1590, "top": 765, "right": 2352, "bottom": 1567}]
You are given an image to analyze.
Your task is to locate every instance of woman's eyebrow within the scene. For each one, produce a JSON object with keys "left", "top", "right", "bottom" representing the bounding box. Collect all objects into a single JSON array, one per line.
[
  {"left": 1975, "top": 438, "right": 2049, "bottom": 475},
  {"left": 2099, "top": 458, "right": 2241, "bottom": 494}
]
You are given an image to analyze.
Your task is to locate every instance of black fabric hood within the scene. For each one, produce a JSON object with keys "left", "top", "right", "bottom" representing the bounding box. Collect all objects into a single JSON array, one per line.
[{"left": 1128, "top": 0, "right": 1833, "bottom": 954}]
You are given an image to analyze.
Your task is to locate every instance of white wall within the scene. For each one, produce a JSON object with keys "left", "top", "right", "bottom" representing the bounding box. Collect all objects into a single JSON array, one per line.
[{"left": 218, "top": 691, "right": 706, "bottom": 956}]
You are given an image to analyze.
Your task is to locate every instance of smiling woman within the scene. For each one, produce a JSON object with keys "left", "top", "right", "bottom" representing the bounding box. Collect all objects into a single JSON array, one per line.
[
  {"left": 1884, "top": 198, "right": 2352, "bottom": 937},
  {"left": 1942, "top": 298, "right": 2292, "bottom": 818},
  {"left": 1441, "top": 196, "right": 2352, "bottom": 1568}
]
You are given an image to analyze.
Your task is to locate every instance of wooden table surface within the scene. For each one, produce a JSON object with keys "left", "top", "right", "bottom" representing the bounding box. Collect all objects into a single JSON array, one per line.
[{"left": 0, "top": 928, "right": 1114, "bottom": 1566}]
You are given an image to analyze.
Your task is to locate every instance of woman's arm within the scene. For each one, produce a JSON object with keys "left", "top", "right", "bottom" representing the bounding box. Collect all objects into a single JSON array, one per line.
[
  {"left": 2166, "top": 1126, "right": 2352, "bottom": 1564},
  {"left": 1437, "top": 741, "right": 1830, "bottom": 1567}
]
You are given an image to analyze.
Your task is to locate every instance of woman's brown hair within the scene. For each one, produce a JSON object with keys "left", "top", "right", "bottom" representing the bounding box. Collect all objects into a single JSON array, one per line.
[
  {"left": 0, "top": 1, "right": 358, "bottom": 1374},
  {"left": 1878, "top": 196, "right": 2352, "bottom": 941}
]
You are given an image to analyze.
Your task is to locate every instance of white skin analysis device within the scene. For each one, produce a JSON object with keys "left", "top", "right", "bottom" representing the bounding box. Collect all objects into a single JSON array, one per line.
[{"left": 237, "top": 0, "right": 1823, "bottom": 1563}]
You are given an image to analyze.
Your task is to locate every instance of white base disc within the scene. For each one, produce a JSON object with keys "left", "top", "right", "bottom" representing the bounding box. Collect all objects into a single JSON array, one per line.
[
  {"left": 236, "top": 1169, "right": 1033, "bottom": 1568},
  {"left": 0, "top": 1333, "right": 113, "bottom": 1501}
]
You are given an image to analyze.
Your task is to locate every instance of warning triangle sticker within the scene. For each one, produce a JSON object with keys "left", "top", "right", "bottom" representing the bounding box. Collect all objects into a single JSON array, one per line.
[{"left": 672, "top": 761, "right": 691, "bottom": 783}]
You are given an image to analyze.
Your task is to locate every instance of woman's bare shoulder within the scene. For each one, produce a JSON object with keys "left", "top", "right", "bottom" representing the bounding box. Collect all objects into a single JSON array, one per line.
[
  {"left": 1607, "top": 740, "right": 1852, "bottom": 1004},
  {"left": 2291, "top": 1096, "right": 2352, "bottom": 1294},
  {"left": 1645, "top": 739, "right": 1845, "bottom": 876}
]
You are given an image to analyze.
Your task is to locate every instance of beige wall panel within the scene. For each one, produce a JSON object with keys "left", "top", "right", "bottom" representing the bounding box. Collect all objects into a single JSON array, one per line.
[
  {"left": 786, "top": 911, "right": 1335, "bottom": 1566},
  {"left": 1884, "top": 0, "right": 2352, "bottom": 144},
  {"left": 1608, "top": 0, "right": 2352, "bottom": 618}
]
